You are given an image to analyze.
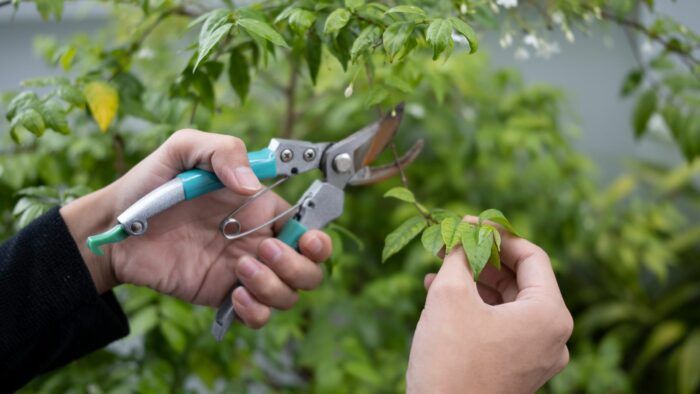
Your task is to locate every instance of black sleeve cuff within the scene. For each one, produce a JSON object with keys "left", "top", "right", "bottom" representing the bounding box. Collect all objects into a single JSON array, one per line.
[{"left": 0, "top": 206, "right": 129, "bottom": 391}]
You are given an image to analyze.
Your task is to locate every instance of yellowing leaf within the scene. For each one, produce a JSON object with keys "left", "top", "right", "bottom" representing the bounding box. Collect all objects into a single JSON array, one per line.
[
  {"left": 84, "top": 81, "right": 119, "bottom": 132},
  {"left": 441, "top": 217, "right": 469, "bottom": 252},
  {"left": 478, "top": 208, "right": 520, "bottom": 236},
  {"left": 382, "top": 215, "right": 427, "bottom": 262}
]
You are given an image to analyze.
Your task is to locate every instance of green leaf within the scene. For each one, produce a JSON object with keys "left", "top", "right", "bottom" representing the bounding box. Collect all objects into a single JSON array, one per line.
[
  {"left": 441, "top": 216, "right": 463, "bottom": 251},
  {"left": 350, "top": 25, "right": 381, "bottom": 61},
  {"left": 345, "top": 0, "right": 364, "bottom": 10},
  {"left": 385, "top": 5, "right": 426, "bottom": 17},
  {"left": 478, "top": 224, "right": 498, "bottom": 269},
  {"left": 382, "top": 215, "right": 427, "bottom": 262},
  {"left": 238, "top": 18, "right": 289, "bottom": 48},
  {"left": 56, "top": 85, "right": 86, "bottom": 107},
  {"left": 634, "top": 320, "right": 686, "bottom": 372},
  {"left": 228, "top": 48, "right": 250, "bottom": 102},
  {"left": 384, "top": 187, "right": 416, "bottom": 203},
  {"left": 305, "top": 30, "right": 322, "bottom": 85},
  {"left": 426, "top": 18, "right": 453, "bottom": 60},
  {"left": 462, "top": 224, "right": 492, "bottom": 280},
  {"left": 14, "top": 108, "right": 45, "bottom": 136},
  {"left": 39, "top": 100, "right": 69, "bottom": 134},
  {"left": 478, "top": 209, "right": 520, "bottom": 236},
  {"left": 6, "top": 91, "right": 40, "bottom": 120},
  {"left": 129, "top": 305, "right": 159, "bottom": 337},
  {"left": 324, "top": 8, "right": 351, "bottom": 35},
  {"left": 383, "top": 22, "right": 414, "bottom": 61},
  {"left": 620, "top": 69, "right": 643, "bottom": 97},
  {"left": 35, "top": 0, "right": 63, "bottom": 21},
  {"left": 421, "top": 224, "right": 444, "bottom": 256},
  {"left": 289, "top": 9, "right": 316, "bottom": 33},
  {"left": 193, "top": 73, "right": 215, "bottom": 110},
  {"left": 364, "top": 85, "right": 388, "bottom": 108},
  {"left": 160, "top": 320, "right": 186, "bottom": 353},
  {"left": 327, "top": 28, "right": 354, "bottom": 70},
  {"left": 194, "top": 11, "right": 232, "bottom": 72},
  {"left": 633, "top": 89, "right": 657, "bottom": 138},
  {"left": 448, "top": 16, "right": 478, "bottom": 54},
  {"left": 430, "top": 208, "right": 460, "bottom": 222},
  {"left": 274, "top": 6, "right": 296, "bottom": 24},
  {"left": 679, "top": 330, "right": 700, "bottom": 394},
  {"left": 20, "top": 76, "right": 69, "bottom": 88}
]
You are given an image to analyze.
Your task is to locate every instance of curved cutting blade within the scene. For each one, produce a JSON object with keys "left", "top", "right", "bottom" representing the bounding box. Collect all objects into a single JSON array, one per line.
[{"left": 349, "top": 139, "right": 424, "bottom": 186}]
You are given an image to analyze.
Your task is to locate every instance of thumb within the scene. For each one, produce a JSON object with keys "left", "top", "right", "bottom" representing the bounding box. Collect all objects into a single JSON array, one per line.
[
  {"left": 428, "top": 246, "right": 480, "bottom": 301},
  {"left": 161, "top": 129, "right": 262, "bottom": 196}
]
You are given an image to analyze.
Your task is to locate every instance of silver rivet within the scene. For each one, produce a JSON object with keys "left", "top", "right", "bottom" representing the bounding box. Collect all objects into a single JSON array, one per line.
[
  {"left": 333, "top": 153, "right": 353, "bottom": 173},
  {"left": 280, "top": 149, "right": 293, "bottom": 162},
  {"left": 303, "top": 148, "right": 316, "bottom": 162},
  {"left": 130, "top": 221, "right": 144, "bottom": 234}
]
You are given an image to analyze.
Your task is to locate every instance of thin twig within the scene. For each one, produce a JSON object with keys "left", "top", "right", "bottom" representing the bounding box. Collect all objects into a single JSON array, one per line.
[
  {"left": 281, "top": 55, "right": 299, "bottom": 139},
  {"left": 391, "top": 143, "right": 435, "bottom": 223},
  {"left": 188, "top": 100, "right": 199, "bottom": 126}
]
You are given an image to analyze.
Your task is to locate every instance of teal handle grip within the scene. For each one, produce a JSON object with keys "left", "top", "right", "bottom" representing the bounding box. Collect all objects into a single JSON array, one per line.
[
  {"left": 276, "top": 219, "right": 308, "bottom": 250},
  {"left": 177, "top": 148, "right": 277, "bottom": 200}
]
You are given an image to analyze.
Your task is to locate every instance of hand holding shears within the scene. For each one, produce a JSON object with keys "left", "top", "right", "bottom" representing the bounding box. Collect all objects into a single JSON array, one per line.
[{"left": 87, "top": 105, "right": 422, "bottom": 340}]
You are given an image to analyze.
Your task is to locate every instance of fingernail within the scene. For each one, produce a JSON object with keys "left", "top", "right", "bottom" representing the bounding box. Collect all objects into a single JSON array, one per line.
[
  {"left": 260, "top": 239, "right": 282, "bottom": 264},
  {"left": 234, "top": 287, "right": 253, "bottom": 307},
  {"left": 237, "top": 257, "right": 259, "bottom": 279},
  {"left": 234, "top": 166, "right": 261, "bottom": 192},
  {"left": 307, "top": 235, "right": 323, "bottom": 255}
]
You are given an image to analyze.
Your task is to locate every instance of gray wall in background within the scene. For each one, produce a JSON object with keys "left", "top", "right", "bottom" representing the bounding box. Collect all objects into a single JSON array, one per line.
[{"left": 1, "top": 1, "right": 698, "bottom": 184}]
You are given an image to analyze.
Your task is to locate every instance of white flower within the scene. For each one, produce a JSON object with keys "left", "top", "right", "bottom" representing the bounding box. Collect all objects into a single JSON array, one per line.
[
  {"left": 460, "top": 2, "right": 468, "bottom": 14},
  {"left": 551, "top": 11, "right": 565, "bottom": 25},
  {"left": 407, "top": 103, "right": 426, "bottom": 118},
  {"left": 565, "top": 30, "right": 575, "bottom": 43},
  {"left": 496, "top": 0, "right": 518, "bottom": 9},
  {"left": 640, "top": 40, "right": 654, "bottom": 56},
  {"left": 535, "top": 40, "right": 560, "bottom": 59},
  {"left": 514, "top": 47, "right": 530, "bottom": 60},
  {"left": 344, "top": 83, "right": 354, "bottom": 98},
  {"left": 499, "top": 33, "right": 513, "bottom": 48},
  {"left": 136, "top": 47, "right": 155, "bottom": 59},
  {"left": 523, "top": 33, "right": 539, "bottom": 49}
]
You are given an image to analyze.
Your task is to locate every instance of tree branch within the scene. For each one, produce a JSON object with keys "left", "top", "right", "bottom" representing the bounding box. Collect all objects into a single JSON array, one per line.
[{"left": 281, "top": 55, "right": 299, "bottom": 139}]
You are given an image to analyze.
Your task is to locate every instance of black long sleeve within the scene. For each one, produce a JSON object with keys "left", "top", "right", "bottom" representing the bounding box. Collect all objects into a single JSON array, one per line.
[{"left": 0, "top": 207, "right": 129, "bottom": 392}]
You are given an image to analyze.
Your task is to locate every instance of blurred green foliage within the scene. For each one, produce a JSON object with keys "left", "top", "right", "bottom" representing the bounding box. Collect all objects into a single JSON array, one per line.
[{"left": 2, "top": 0, "right": 700, "bottom": 393}]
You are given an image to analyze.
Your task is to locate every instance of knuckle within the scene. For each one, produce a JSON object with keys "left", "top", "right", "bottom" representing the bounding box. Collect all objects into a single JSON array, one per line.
[
  {"left": 225, "top": 135, "right": 245, "bottom": 152},
  {"left": 558, "top": 310, "right": 575, "bottom": 341},
  {"left": 170, "top": 128, "right": 197, "bottom": 144},
  {"left": 430, "top": 277, "right": 465, "bottom": 299},
  {"left": 555, "top": 347, "right": 570, "bottom": 373},
  {"left": 247, "top": 309, "right": 270, "bottom": 329},
  {"left": 277, "top": 292, "right": 299, "bottom": 310}
]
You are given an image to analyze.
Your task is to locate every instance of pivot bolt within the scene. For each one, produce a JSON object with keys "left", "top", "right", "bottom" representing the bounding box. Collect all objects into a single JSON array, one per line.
[
  {"left": 303, "top": 148, "right": 316, "bottom": 162},
  {"left": 280, "top": 149, "right": 293, "bottom": 162},
  {"left": 333, "top": 153, "right": 353, "bottom": 173},
  {"left": 129, "top": 221, "right": 145, "bottom": 235}
]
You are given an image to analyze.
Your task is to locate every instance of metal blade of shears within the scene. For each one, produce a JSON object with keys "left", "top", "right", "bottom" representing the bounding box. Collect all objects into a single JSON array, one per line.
[{"left": 349, "top": 139, "right": 424, "bottom": 185}]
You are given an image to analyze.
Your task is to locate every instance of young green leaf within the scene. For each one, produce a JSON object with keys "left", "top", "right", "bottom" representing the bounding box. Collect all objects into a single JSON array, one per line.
[
  {"left": 421, "top": 224, "right": 444, "bottom": 256},
  {"left": 430, "top": 208, "right": 461, "bottom": 222},
  {"left": 382, "top": 215, "right": 427, "bottom": 262},
  {"left": 324, "top": 8, "right": 351, "bottom": 35},
  {"left": 39, "top": 100, "right": 69, "bottom": 134},
  {"left": 84, "top": 81, "right": 119, "bottom": 133},
  {"left": 441, "top": 216, "right": 462, "bottom": 251},
  {"left": 56, "top": 85, "right": 85, "bottom": 107},
  {"left": 478, "top": 208, "right": 520, "bottom": 236},
  {"left": 385, "top": 5, "right": 426, "bottom": 17},
  {"left": 350, "top": 25, "right": 381, "bottom": 61},
  {"left": 305, "top": 30, "right": 322, "bottom": 85},
  {"left": 13, "top": 108, "right": 45, "bottom": 136},
  {"left": 364, "top": 85, "right": 388, "bottom": 108},
  {"left": 488, "top": 241, "right": 501, "bottom": 270},
  {"left": 620, "top": 69, "right": 643, "bottom": 97},
  {"left": 383, "top": 22, "right": 414, "bottom": 61},
  {"left": 345, "top": 0, "right": 365, "bottom": 10},
  {"left": 6, "top": 91, "right": 40, "bottom": 120},
  {"left": 426, "top": 18, "right": 453, "bottom": 60},
  {"left": 462, "top": 224, "right": 493, "bottom": 280},
  {"left": 289, "top": 8, "right": 316, "bottom": 33},
  {"left": 194, "top": 10, "right": 232, "bottom": 72},
  {"left": 448, "top": 16, "right": 478, "bottom": 54},
  {"left": 228, "top": 48, "right": 250, "bottom": 102},
  {"left": 238, "top": 18, "right": 289, "bottom": 48},
  {"left": 633, "top": 89, "right": 657, "bottom": 138},
  {"left": 160, "top": 320, "right": 186, "bottom": 353},
  {"left": 384, "top": 186, "right": 416, "bottom": 203}
]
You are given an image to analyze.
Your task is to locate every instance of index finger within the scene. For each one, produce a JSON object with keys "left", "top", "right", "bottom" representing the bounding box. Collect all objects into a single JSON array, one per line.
[{"left": 498, "top": 233, "right": 562, "bottom": 299}]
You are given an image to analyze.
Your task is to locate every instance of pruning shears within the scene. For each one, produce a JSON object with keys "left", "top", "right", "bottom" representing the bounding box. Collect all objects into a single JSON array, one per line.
[{"left": 86, "top": 104, "right": 422, "bottom": 341}]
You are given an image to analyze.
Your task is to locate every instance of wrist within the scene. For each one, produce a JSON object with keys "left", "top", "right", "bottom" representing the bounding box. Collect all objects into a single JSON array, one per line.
[{"left": 60, "top": 184, "right": 120, "bottom": 294}]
